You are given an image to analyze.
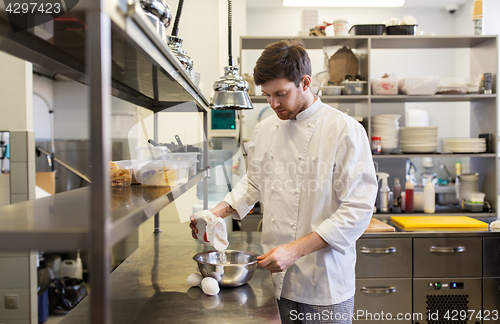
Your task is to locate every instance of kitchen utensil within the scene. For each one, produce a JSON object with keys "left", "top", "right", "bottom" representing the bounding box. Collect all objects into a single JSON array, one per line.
[
  {"left": 193, "top": 250, "right": 259, "bottom": 287},
  {"left": 390, "top": 216, "right": 488, "bottom": 229},
  {"left": 364, "top": 218, "right": 395, "bottom": 232},
  {"left": 175, "top": 135, "right": 186, "bottom": 152}
]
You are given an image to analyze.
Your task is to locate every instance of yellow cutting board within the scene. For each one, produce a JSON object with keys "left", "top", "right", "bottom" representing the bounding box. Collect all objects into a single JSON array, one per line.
[{"left": 391, "top": 216, "right": 488, "bottom": 229}]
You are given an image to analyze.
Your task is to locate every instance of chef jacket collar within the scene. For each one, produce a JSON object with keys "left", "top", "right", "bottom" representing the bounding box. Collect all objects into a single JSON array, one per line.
[{"left": 295, "top": 97, "right": 322, "bottom": 121}]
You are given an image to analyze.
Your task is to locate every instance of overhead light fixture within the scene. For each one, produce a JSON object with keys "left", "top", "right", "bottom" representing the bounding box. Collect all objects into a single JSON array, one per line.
[
  {"left": 283, "top": 0, "right": 405, "bottom": 7},
  {"left": 167, "top": 0, "right": 194, "bottom": 72},
  {"left": 210, "top": 0, "right": 253, "bottom": 110}
]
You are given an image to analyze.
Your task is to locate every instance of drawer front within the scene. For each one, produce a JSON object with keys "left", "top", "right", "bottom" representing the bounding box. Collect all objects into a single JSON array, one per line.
[
  {"left": 483, "top": 278, "right": 500, "bottom": 323},
  {"left": 413, "top": 278, "right": 482, "bottom": 324},
  {"left": 484, "top": 237, "right": 500, "bottom": 277},
  {"left": 356, "top": 238, "right": 412, "bottom": 278},
  {"left": 355, "top": 278, "right": 412, "bottom": 318},
  {"left": 414, "top": 238, "right": 482, "bottom": 277}
]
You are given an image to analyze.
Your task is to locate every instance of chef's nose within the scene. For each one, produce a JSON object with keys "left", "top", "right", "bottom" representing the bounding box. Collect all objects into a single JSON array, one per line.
[{"left": 269, "top": 96, "right": 280, "bottom": 109}]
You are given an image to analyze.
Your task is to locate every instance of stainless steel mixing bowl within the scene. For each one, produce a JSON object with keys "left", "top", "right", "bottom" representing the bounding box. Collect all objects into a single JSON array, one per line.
[{"left": 193, "top": 250, "right": 259, "bottom": 287}]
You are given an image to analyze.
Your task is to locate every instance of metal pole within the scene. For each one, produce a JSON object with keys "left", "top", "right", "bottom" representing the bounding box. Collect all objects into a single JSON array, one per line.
[
  {"left": 154, "top": 112, "right": 162, "bottom": 233},
  {"left": 203, "top": 110, "right": 208, "bottom": 210},
  {"left": 87, "top": 6, "right": 112, "bottom": 324}
]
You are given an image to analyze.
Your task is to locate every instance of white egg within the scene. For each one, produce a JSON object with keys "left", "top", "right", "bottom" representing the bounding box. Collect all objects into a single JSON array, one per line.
[
  {"left": 201, "top": 277, "right": 220, "bottom": 295},
  {"left": 209, "top": 271, "right": 221, "bottom": 282},
  {"left": 187, "top": 273, "right": 203, "bottom": 286}
]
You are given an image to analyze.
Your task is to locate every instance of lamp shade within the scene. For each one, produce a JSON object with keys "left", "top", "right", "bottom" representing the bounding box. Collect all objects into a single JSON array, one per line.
[{"left": 211, "top": 66, "right": 253, "bottom": 110}]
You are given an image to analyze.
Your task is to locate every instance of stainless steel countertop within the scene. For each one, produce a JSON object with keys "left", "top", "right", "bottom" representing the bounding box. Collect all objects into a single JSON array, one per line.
[{"left": 60, "top": 230, "right": 280, "bottom": 324}]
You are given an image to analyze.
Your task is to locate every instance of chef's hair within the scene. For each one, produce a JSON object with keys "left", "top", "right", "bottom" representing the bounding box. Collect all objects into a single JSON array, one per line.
[{"left": 253, "top": 39, "right": 312, "bottom": 87}]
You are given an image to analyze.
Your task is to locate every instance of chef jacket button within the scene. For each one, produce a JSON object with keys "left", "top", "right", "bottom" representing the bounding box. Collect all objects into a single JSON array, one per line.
[
  {"left": 308, "top": 123, "right": 312, "bottom": 128},
  {"left": 293, "top": 189, "right": 298, "bottom": 193},
  {"left": 270, "top": 155, "right": 274, "bottom": 159},
  {"left": 290, "top": 222, "right": 294, "bottom": 226},
  {"left": 270, "top": 187, "right": 274, "bottom": 190},
  {"left": 312, "top": 156, "right": 317, "bottom": 162},
  {"left": 275, "top": 125, "right": 279, "bottom": 128},
  {"left": 271, "top": 219, "right": 275, "bottom": 222},
  {"left": 298, "top": 155, "right": 303, "bottom": 160}
]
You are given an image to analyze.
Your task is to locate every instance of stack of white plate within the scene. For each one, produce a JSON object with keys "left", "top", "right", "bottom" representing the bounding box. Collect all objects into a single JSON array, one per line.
[
  {"left": 441, "top": 138, "right": 486, "bottom": 153},
  {"left": 400, "top": 126, "right": 438, "bottom": 153},
  {"left": 371, "top": 114, "right": 400, "bottom": 154}
]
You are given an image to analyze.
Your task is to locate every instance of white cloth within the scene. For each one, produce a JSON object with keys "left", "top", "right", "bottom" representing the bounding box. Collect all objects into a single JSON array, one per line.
[{"left": 223, "top": 98, "right": 378, "bottom": 305}]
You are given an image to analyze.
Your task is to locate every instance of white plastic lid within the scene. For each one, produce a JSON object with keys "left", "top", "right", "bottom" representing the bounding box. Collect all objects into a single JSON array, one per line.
[
  {"left": 466, "top": 192, "right": 485, "bottom": 203},
  {"left": 333, "top": 19, "right": 349, "bottom": 24}
]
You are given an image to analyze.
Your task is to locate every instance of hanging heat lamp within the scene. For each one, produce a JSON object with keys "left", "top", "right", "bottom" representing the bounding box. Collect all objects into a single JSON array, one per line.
[
  {"left": 210, "top": 0, "right": 253, "bottom": 110},
  {"left": 167, "top": 0, "right": 193, "bottom": 72}
]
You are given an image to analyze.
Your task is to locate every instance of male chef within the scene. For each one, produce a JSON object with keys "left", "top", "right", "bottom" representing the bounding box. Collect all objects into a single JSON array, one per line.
[{"left": 190, "top": 39, "right": 378, "bottom": 324}]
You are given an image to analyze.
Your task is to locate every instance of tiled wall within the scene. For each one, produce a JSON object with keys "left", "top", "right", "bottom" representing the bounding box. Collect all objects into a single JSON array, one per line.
[{"left": 0, "top": 252, "right": 37, "bottom": 324}]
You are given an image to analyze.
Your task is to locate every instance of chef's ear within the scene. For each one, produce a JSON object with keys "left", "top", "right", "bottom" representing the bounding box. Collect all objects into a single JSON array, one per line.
[{"left": 301, "top": 75, "right": 312, "bottom": 91}]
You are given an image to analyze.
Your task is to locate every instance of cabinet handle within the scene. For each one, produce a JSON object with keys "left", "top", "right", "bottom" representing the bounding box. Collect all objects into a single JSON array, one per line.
[
  {"left": 430, "top": 246, "right": 465, "bottom": 253},
  {"left": 360, "top": 287, "right": 396, "bottom": 294},
  {"left": 360, "top": 246, "right": 396, "bottom": 254}
]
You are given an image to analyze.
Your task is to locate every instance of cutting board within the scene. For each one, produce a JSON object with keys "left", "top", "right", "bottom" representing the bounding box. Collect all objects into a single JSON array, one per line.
[
  {"left": 390, "top": 216, "right": 488, "bottom": 229},
  {"left": 364, "top": 217, "right": 395, "bottom": 232}
]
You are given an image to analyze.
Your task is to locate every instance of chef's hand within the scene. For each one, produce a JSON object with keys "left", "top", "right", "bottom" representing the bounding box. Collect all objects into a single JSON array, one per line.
[
  {"left": 189, "top": 215, "right": 198, "bottom": 239},
  {"left": 257, "top": 244, "right": 300, "bottom": 273}
]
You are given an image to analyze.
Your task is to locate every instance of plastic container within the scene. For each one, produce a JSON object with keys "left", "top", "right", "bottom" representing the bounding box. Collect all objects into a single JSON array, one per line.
[
  {"left": 466, "top": 192, "right": 485, "bottom": 203},
  {"left": 423, "top": 176, "right": 435, "bottom": 214},
  {"left": 136, "top": 146, "right": 200, "bottom": 163},
  {"left": 398, "top": 77, "right": 439, "bottom": 95},
  {"left": 321, "top": 85, "right": 343, "bottom": 95},
  {"left": 341, "top": 80, "right": 366, "bottom": 95},
  {"left": 333, "top": 19, "right": 349, "bottom": 36},
  {"left": 349, "top": 24, "right": 385, "bottom": 35},
  {"left": 464, "top": 201, "right": 484, "bottom": 212},
  {"left": 437, "top": 77, "right": 467, "bottom": 94},
  {"left": 371, "top": 77, "right": 398, "bottom": 95},
  {"left": 386, "top": 25, "right": 417, "bottom": 35},
  {"left": 392, "top": 178, "right": 402, "bottom": 213},
  {"left": 136, "top": 160, "right": 184, "bottom": 187},
  {"left": 60, "top": 259, "right": 81, "bottom": 279},
  {"left": 110, "top": 161, "right": 133, "bottom": 187},
  {"left": 371, "top": 137, "right": 382, "bottom": 154}
]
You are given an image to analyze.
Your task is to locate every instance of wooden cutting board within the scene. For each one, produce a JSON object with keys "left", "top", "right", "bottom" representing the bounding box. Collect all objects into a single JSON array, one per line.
[{"left": 364, "top": 217, "right": 395, "bottom": 232}]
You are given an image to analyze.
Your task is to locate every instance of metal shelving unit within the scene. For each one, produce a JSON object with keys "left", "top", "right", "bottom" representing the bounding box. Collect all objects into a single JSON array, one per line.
[
  {"left": 0, "top": 2, "right": 210, "bottom": 323},
  {"left": 241, "top": 35, "right": 498, "bottom": 216}
]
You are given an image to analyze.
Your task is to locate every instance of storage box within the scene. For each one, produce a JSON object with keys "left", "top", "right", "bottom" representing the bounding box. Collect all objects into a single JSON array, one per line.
[
  {"left": 386, "top": 25, "right": 417, "bottom": 35},
  {"left": 321, "top": 85, "right": 343, "bottom": 95},
  {"left": 437, "top": 77, "right": 467, "bottom": 94},
  {"left": 371, "top": 77, "right": 398, "bottom": 95},
  {"left": 136, "top": 160, "right": 190, "bottom": 187},
  {"left": 110, "top": 161, "right": 133, "bottom": 187},
  {"left": 398, "top": 76, "right": 439, "bottom": 95},
  {"left": 341, "top": 80, "right": 366, "bottom": 95},
  {"left": 349, "top": 24, "right": 385, "bottom": 35}
]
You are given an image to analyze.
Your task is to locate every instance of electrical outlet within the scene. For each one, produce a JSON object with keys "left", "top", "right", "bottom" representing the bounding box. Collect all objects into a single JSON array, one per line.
[{"left": 4, "top": 294, "right": 18, "bottom": 309}]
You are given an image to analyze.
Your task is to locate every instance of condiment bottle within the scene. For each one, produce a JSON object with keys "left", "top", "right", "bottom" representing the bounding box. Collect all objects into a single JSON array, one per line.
[
  {"left": 377, "top": 172, "right": 390, "bottom": 213},
  {"left": 392, "top": 178, "right": 402, "bottom": 213},
  {"left": 371, "top": 136, "right": 381, "bottom": 154},
  {"left": 423, "top": 175, "right": 435, "bottom": 214},
  {"left": 405, "top": 181, "right": 414, "bottom": 213},
  {"left": 472, "top": 0, "right": 483, "bottom": 35}
]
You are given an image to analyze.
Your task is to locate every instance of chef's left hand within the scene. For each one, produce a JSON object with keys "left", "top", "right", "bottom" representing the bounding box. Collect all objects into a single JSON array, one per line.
[{"left": 257, "top": 244, "right": 300, "bottom": 273}]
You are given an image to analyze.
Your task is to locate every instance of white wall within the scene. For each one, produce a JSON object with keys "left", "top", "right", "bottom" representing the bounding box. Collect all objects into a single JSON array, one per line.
[{"left": 32, "top": 75, "right": 53, "bottom": 141}]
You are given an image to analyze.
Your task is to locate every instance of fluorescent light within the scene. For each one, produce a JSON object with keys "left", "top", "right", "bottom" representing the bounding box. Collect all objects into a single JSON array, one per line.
[{"left": 283, "top": 0, "right": 405, "bottom": 7}]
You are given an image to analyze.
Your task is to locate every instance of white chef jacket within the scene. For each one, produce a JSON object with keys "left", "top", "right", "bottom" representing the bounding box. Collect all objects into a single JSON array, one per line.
[{"left": 223, "top": 98, "right": 378, "bottom": 305}]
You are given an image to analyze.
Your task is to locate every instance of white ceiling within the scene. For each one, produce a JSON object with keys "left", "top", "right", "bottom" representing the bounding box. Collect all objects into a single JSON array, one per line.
[{"left": 247, "top": 0, "right": 469, "bottom": 9}]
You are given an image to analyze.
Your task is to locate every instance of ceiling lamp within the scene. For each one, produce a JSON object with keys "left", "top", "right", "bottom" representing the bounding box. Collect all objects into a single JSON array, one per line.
[
  {"left": 283, "top": 0, "right": 405, "bottom": 7},
  {"left": 210, "top": 0, "right": 253, "bottom": 110}
]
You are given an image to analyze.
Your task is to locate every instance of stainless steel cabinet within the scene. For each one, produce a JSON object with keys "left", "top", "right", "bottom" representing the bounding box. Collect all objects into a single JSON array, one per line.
[
  {"left": 356, "top": 238, "right": 412, "bottom": 278},
  {"left": 414, "top": 237, "right": 482, "bottom": 277},
  {"left": 354, "top": 278, "right": 412, "bottom": 323},
  {"left": 483, "top": 278, "right": 500, "bottom": 324},
  {"left": 484, "top": 237, "right": 500, "bottom": 277}
]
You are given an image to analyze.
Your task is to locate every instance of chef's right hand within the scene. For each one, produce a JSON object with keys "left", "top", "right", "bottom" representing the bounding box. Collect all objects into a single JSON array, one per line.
[{"left": 189, "top": 215, "right": 198, "bottom": 239}]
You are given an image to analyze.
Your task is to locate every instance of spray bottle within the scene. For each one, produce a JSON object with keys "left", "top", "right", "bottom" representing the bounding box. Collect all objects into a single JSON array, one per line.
[
  {"left": 423, "top": 175, "right": 435, "bottom": 214},
  {"left": 377, "top": 172, "right": 390, "bottom": 213}
]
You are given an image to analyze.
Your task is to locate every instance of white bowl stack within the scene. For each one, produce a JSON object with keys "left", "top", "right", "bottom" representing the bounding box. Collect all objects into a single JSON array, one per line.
[
  {"left": 371, "top": 114, "right": 401, "bottom": 154},
  {"left": 441, "top": 138, "right": 487, "bottom": 153},
  {"left": 400, "top": 126, "right": 438, "bottom": 153}
]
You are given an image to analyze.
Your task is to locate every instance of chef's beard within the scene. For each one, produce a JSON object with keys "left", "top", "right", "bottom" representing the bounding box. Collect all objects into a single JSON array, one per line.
[{"left": 276, "top": 90, "right": 309, "bottom": 120}]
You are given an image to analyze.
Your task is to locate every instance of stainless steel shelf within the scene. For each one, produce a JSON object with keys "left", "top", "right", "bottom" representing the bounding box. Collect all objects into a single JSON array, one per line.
[
  {"left": 241, "top": 35, "right": 497, "bottom": 50},
  {"left": 371, "top": 94, "right": 497, "bottom": 102},
  {"left": 0, "top": 171, "right": 206, "bottom": 252},
  {"left": 373, "top": 153, "right": 497, "bottom": 159},
  {"left": 250, "top": 95, "right": 369, "bottom": 104},
  {"left": 0, "top": 3, "right": 209, "bottom": 112}
]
